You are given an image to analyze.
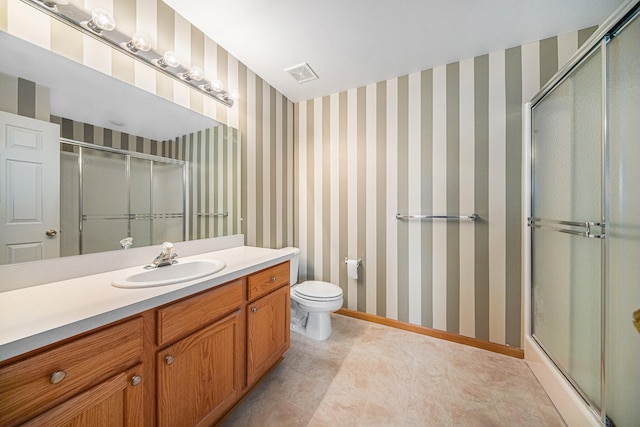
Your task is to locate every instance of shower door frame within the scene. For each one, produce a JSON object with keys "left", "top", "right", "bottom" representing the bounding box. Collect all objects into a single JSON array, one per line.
[{"left": 523, "top": 0, "right": 640, "bottom": 425}]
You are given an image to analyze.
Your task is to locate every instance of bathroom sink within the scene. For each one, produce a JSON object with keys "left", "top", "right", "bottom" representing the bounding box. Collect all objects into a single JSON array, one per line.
[{"left": 112, "top": 259, "right": 226, "bottom": 288}]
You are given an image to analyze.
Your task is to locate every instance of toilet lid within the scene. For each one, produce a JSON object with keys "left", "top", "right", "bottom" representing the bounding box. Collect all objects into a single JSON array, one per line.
[{"left": 294, "top": 281, "right": 343, "bottom": 300}]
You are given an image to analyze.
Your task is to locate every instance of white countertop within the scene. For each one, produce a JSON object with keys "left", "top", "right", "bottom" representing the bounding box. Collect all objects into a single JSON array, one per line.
[{"left": 0, "top": 245, "right": 296, "bottom": 362}]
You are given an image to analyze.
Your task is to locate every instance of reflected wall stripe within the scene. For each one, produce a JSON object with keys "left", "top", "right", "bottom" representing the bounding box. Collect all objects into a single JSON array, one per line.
[
  {"left": 386, "top": 77, "right": 398, "bottom": 320},
  {"left": 420, "top": 70, "right": 433, "bottom": 328},
  {"left": 366, "top": 83, "right": 377, "bottom": 314},
  {"left": 459, "top": 58, "right": 476, "bottom": 338},
  {"left": 488, "top": 50, "right": 507, "bottom": 344},
  {"left": 557, "top": 31, "right": 579, "bottom": 68},
  {"left": 347, "top": 88, "right": 358, "bottom": 310},
  {"left": 446, "top": 62, "right": 460, "bottom": 333},
  {"left": 407, "top": 72, "right": 422, "bottom": 324},
  {"left": 432, "top": 65, "right": 447, "bottom": 331},
  {"left": 396, "top": 75, "right": 409, "bottom": 322},
  {"left": 474, "top": 54, "right": 490, "bottom": 341}
]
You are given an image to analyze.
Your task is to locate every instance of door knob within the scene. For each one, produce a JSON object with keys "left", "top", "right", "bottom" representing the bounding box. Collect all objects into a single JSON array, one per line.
[
  {"left": 633, "top": 309, "right": 640, "bottom": 334},
  {"left": 45, "top": 229, "right": 58, "bottom": 237}
]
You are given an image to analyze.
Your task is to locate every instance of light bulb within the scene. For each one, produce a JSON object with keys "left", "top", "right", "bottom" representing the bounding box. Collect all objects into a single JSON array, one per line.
[
  {"left": 228, "top": 90, "right": 240, "bottom": 100},
  {"left": 125, "top": 32, "right": 151, "bottom": 53},
  {"left": 156, "top": 51, "right": 180, "bottom": 68},
  {"left": 181, "top": 66, "right": 204, "bottom": 82},
  {"left": 199, "top": 79, "right": 223, "bottom": 93},
  {"left": 86, "top": 8, "right": 116, "bottom": 33}
]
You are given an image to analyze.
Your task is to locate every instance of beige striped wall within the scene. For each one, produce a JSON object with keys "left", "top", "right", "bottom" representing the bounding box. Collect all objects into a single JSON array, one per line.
[
  {"left": 294, "top": 27, "right": 597, "bottom": 348},
  {"left": 0, "top": 0, "right": 294, "bottom": 249}
]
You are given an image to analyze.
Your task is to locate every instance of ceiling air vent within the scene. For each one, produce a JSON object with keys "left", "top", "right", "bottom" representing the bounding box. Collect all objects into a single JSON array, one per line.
[{"left": 284, "top": 62, "right": 319, "bottom": 84}]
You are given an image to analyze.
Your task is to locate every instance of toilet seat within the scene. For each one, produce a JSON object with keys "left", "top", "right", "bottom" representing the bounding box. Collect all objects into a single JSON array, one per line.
[{"left": 293, "top": 281, "right": 342, "bottom": 302}]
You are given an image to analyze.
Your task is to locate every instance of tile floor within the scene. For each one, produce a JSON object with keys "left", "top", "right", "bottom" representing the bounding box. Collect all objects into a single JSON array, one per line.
[{"left": 222, "top": 314, "right": 565, "bottom": 426}]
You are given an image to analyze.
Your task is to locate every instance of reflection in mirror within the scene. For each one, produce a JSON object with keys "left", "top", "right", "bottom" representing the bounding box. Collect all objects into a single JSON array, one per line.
[{"left": 0, "top": 31, "right": 241, "bottom": 265}]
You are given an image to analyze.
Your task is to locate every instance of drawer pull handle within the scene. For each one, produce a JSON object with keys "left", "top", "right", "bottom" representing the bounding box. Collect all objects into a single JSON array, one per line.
[
  {"left": 165, "top": 355, "right": 175, "bottom": 365},
  {"left": 50, "top": 370, "right": 67, "bottom": 384},
  {"left": 251, "top": 307, "right": 258, "bottom": 313},
  {"left": 131, "top": 375, "right": 142, "bottom": 386},
  {"left": 271, "top": 276, "right": 277, "bottom": 282}
]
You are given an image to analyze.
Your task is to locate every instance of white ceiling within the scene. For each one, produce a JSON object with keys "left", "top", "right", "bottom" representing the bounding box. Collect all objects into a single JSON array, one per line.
[{"left": 163, "top": 0, "right": 624, "bottom": 103}]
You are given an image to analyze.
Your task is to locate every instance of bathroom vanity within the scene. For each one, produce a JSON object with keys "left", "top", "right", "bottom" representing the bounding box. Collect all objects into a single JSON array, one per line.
[{"left": 0, "top": 245, "right": 293, "bottom": 426}]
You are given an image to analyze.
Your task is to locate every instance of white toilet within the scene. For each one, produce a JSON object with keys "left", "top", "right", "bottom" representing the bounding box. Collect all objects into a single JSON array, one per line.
[{"left": 288, "top": 248, "right": 343, "bottom": 341}]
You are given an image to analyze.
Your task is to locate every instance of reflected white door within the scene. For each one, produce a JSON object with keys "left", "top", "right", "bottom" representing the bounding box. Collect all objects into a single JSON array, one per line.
[{"left": 0, "top": 111, "right": 60, "bottom": 264}]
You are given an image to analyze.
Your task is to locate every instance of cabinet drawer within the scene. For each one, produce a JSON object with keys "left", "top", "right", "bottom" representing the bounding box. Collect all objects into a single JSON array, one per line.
[
  {"left": 157, "top": 279, "right": 243, "bottom": 346},
  {"left": 248, "top": 262, "right": 290, "bottom": 301},
  {"left": 0, "top": 317, "right": 143, "bottom": 427}
]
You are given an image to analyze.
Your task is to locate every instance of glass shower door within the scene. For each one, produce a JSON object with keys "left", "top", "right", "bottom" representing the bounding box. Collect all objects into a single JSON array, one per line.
[
  {"left": 530, "top": 44, "right": 604, "bottom": 411},
  {"left": 606, "top": 9, "right": 640, "bottom": 425}
]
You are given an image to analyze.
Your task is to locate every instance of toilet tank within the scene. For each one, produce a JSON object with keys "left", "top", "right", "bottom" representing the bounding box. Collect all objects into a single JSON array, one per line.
[{"left": 285, "top": 247, "right": 300, "bottom": 286}]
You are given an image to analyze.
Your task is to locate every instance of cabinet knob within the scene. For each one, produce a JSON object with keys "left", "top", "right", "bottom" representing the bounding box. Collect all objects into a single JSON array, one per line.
[
  {"left": 50, "top": 370, "right": 67, "bottom": 384},
  {"left": 271, "top": 276, "right": 277, "bottom": 282},
  {"left": 165, "top": 355, "right": 175, "bottom": 365},
  {"left": 251, "top": 307, "right": 258, "bottom": 313},
  {"left": 131, "top": 375, "right": 142, "bottom": 386}
]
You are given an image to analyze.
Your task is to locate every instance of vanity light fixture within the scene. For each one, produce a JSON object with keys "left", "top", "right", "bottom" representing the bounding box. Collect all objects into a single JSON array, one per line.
[
  {"left": 123, "top": 32, "right": 152, "bottom": 53},
  {"left": 38, "top": 0, "right": 68, "bottom": 9},
  {"left": 84, "top": 8, "right": 116, "bottom": 34},
  {"left": 180, "top": 66, "right": 204, "bottom": 82},
  {"left": 22, "top": 0, "right": 239, "bottom": 107}
]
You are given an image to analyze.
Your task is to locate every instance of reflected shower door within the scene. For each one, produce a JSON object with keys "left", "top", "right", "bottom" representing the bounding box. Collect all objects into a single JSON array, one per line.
[
  {"left": 81, "top": 148, "right": 128, "bottom": 254},
  {"left": 151, "top": 161, "right": 185, "bottom": 244},
  {"left": 130, "top": 157, "right": 152, "bottom": 248},
  {"left": 531, "top": 44, "right": 603, "bottom": 411}
]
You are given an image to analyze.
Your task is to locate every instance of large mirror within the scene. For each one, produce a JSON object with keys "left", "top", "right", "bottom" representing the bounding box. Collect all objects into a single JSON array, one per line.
[{"left": 0, "top": 30, "right": 241, "bottom": 265}]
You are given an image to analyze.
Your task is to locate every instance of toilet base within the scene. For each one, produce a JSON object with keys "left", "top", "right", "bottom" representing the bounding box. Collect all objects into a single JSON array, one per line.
[{"left": 291, "top": 311, "right": 333, "bottom": 341}]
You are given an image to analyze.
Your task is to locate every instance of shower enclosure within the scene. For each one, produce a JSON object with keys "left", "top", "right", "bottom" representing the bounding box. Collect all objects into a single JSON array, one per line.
[
  {"left": 60, "top": 139, "right": 186, "bottom": 256},
  {"left": 526, "top": 1, "right": 640, "bottom": 425}
]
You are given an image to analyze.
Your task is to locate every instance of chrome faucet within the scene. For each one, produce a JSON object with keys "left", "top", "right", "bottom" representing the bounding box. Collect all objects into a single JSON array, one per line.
[
  {"left": 120, "top": 237, "right": 133, "bottom": 250},
  {"left": 147, "top": 242, "right": 178, "bottom": 268}
]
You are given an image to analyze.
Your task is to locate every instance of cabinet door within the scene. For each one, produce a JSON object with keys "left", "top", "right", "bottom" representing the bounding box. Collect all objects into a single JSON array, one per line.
[
  {"left": 247, "top": 285, "right": 290, "bottom": 385},
  {"left": 157, "top": 310, "right": 242, "bottom": 427},
  {"left": 20, "top": 365, "right": 144, "bottom": 427}
]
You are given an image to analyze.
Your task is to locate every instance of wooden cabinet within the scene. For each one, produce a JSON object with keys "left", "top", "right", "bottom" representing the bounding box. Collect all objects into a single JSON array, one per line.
[
  {"left": 247, "top": 264, "right": 290, "bottom": 385},
  {"left": 0, "top": 260, "right": 291, "bottom": 426},
  {"left": 20, "top": 364, "right": 144, "bottom": 427},
  {"left": 156, "top": 280, "right": 244, "bottom": 427},
  {"left": 0, "top": 318, "right": 143, "bottom": 426},
  {"left": 157, "top": 311, "right": 243, "bottom": 427}
]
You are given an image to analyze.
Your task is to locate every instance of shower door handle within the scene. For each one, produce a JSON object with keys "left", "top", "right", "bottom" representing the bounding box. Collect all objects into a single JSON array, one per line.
[{"left": 527, "top": 217, "right": 605, "bottom": 239}]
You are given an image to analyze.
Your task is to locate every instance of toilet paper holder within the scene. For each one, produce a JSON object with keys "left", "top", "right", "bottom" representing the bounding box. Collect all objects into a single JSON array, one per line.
[{"left": 344, "top": 258, "right": 362, "bottom": 266}]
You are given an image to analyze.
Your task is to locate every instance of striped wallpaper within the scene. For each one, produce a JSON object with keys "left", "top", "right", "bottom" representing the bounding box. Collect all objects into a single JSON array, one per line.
[
  {"left": 0, "top": 0, "right": 295, "bottom": 250},
  {"left": 294, "top": 27, "right": 597, "bottom": 348},
  {"left": 2, "top": 1, "right": 601, "bottom": 348}
]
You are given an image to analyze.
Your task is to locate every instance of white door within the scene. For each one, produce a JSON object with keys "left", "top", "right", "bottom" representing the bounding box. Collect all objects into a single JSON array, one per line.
[{"left": 0, "top": 111, "right": 60, "bottom": 264}]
